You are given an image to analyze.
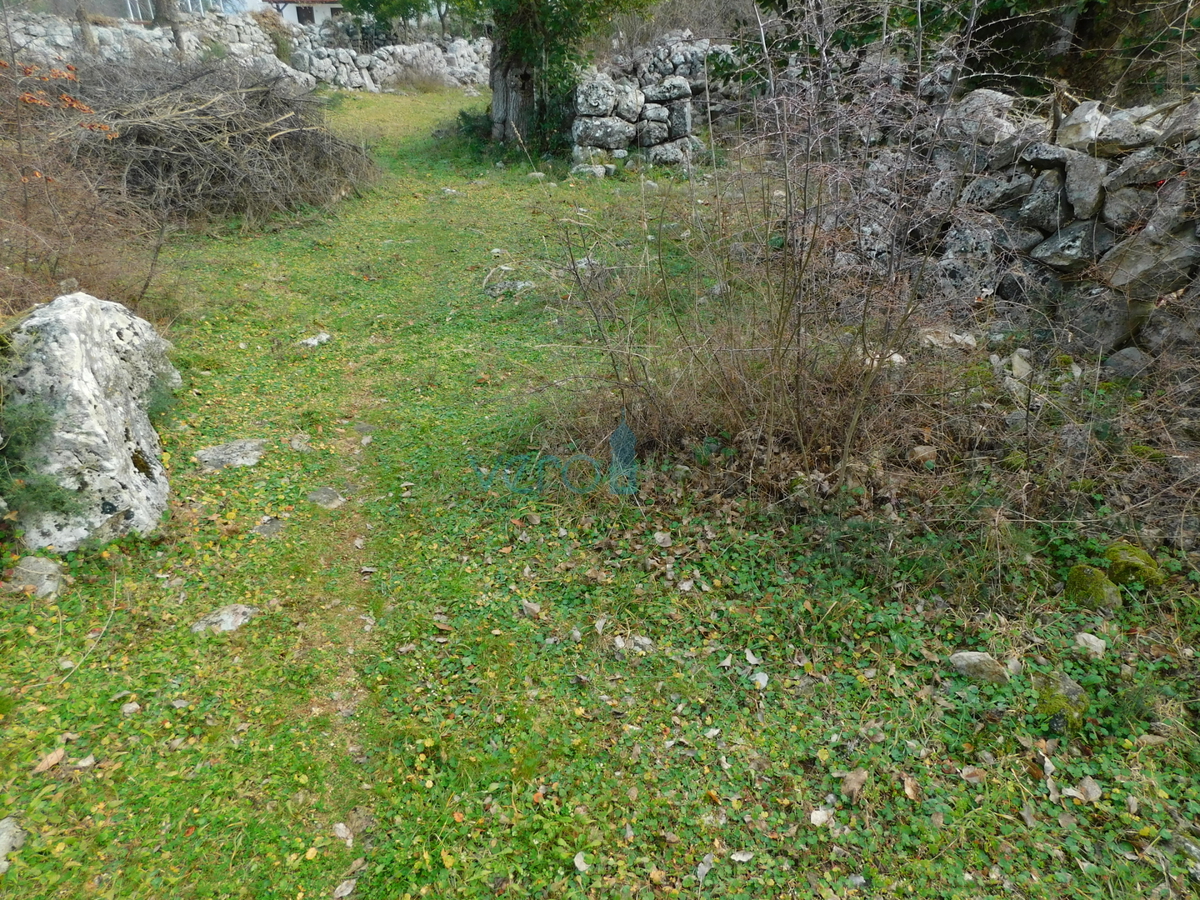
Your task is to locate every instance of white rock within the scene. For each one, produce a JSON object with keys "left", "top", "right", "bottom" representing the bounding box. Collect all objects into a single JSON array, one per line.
[
  {"left": 949, "top": 651, "right": 1010, "bottom": 683},
  {"left": 1075, "top": 632, "right": 1107, "bottom": 658},
  {"left": 298, "top": 331, "right": 331, "bottom": 348},
  {"left": 1, "top": 293, "right": 179, "bottom": 552},
  {"left": 191, "top": 603, "right": 261, "bottom": 633},
  {"left": 196, "top": 439, "right": 266, "bottom": 471},
  {"left": 7, "top": 556, "right": 66, "bottom": 598},
  {"left": 0, "top": 817, "right": 25, "bottom": 875}
]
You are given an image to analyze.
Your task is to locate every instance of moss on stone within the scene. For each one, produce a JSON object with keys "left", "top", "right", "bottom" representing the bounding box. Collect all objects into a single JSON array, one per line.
[
  {"left": 1104, "top": 542, "right": 1164, "bottom": 586},
  {"left": 1033, "top": 672, "right": 1090, "bottom": 734},
  {"left": 1065, "top": 564, "right": 1122, "bottom": 609}
]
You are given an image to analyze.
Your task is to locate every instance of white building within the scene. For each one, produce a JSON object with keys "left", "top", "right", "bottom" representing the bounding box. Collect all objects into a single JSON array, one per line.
[{"left": 260, "top": 0, "right": 346, "bottom": 25}]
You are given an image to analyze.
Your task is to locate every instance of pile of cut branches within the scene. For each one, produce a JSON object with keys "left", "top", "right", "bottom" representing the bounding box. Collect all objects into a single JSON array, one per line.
[{"left": 62, "top": 59, "right": 375, "bottom": 225}]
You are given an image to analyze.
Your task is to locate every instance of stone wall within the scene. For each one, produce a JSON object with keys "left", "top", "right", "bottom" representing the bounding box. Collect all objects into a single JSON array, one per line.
[
  {"left": 908, "top": 89, "right": 1200, "bottom": 368},
  {"left": 287, "top": 27, "right": 489, "bottom": 92},
  {"left": 570, "top": 31, "right": 737, "bottom": 169},
  {"left": 0, "top": 11, "right": 488, "bottom": 94}
]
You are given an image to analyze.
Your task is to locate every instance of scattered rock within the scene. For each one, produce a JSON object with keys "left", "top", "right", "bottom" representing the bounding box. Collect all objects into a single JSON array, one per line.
[
  {"left": 949, "top": 651, "right": 1009, "bottom": 684},
  {"left": 1102, "top": 347, "right": 1153, "bottom": 380},
  {"left": 251, "top": 517, "right": 285, "bottom": 537},
  {"left": 0, "top": 292, "right": 180, "bottom": 552},
  {"left": 297, "top": 331, "right": 332, "bottom": 348},
  {"left": 1103, "top": 542, "right": 1165, "bottom": 586},
  {"left": 0, "top": 817, "right": 25, "bottom": 875},
  {"left": 197, "top": 439, "right": 266, "bottom": 471},
  {"left": 191, "top": 603, "right": 261, "bottom": 633},
  {"left": 7, "top": 556, "right": 66, "bottom": 598},
  {"left": 307, "top": 487, "right": 346, "bottom": 509},
  {"left": 1065, "top": 564, "right": 1122, "bottom": 609},
  {"left": 1075, "top": 632, "right": 1107, "bottom": 658},
  {"left": 484, "top": 280, "right": 536, "bottom": 297}
]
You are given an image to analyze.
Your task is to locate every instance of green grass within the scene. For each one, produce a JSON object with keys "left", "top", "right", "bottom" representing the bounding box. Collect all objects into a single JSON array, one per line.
[{"left": 2, "top": 89, "right": 1199, "bottom": 899}]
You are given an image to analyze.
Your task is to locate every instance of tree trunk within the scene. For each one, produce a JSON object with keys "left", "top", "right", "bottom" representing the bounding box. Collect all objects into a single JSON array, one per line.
[
  {"left": 151, "top": 0, "right": 184, "bottom": 52},
  {"left": 489, "top": 32, "right": 536, "bottom": 144},
  {"left": 74, "top": 0, "right": 98, "bottom": 54}
]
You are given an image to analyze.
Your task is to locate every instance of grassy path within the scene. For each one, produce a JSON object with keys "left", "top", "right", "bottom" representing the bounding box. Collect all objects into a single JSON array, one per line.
[{"left": 2, "top": 90, "right": 1199, "bottom": 899}]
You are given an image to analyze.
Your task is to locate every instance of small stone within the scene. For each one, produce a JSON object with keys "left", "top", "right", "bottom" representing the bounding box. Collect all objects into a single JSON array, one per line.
[
  {"left": 196, "top": 439, "right": 266, "bottom": 471},
  {"left": 7, "top": 556, "right": 66, "bottom": 598},
  {"left": 297, "top": 331, "right": 331, "bottom": 348},
  {"left": 1075, "top": 632, "right": 1107, "bottom": 658},
  {"left": 0, "top": 817, "right": 26, "bottom": 875},
  {"left": 251, "top": 518, "right": 285, "bottom": 537},
  {"left": 527, "top": 171, "right": 546, "bottom": 181},
  {"left": 1101, "top": 347, "right": 1152, "bottom": 380},
  {"left": 289, "top": 433, "right": 312, "bottom": 452},
  {"left": 1065, "top": 565, "right": 1122, "bottom": 609},
  {"left": 191, "top": 603, "right": 261, "bottom": 634},
  {"left": 949, "top": 651, "right": 1010, "bottom": 684},
  {"left": 121, "top": 701, "right": 142, "bottom": 716},
  {"left": 307, "top": 487, "right": 345, "bottom": 509},
  {"left": 1103, "top": 542, "right": 1164, "bottom": 586}
]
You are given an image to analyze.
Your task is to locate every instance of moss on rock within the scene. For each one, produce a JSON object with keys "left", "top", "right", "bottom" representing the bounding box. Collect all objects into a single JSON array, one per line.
[
  {"left": 1033, "top": 672, "right": 1090, "bottom": 734},
  {"left": 1104, "top": 543, "right": 1164, "bottom": 586},
  {"left": 1065, "top": 564, "right": 1122, "bottom": 609}
]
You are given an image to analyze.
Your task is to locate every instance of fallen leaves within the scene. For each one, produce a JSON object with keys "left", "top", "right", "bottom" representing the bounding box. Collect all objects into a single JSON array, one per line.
[
  {"left": 841, "top": 768, "right": 869, "bottom": 804},
  {"left": 32, "top": 746, "right": 64, "bottom": 774},
  {"left": 960, "top": 765, "right": 987, "bottom": 785},
  {"left": 1062, "top": 776, "right": 1102, "bottom": 805}
]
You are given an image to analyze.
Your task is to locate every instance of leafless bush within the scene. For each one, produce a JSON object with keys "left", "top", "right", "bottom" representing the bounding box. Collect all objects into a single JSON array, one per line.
[
  {"left": 547, "top": 2, "right": 1200, "bottom": 548},
  {"left": 61, "top": 58, "right": 375, "bottom": 225},
  {"left": 0, "top": 58, "right": 162, "bottom": 314}
]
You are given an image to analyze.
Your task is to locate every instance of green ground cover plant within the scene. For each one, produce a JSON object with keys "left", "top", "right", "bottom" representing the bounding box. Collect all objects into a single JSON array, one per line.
[{"left": 0, "top": 89, "right": 1198, "bottom": 899}]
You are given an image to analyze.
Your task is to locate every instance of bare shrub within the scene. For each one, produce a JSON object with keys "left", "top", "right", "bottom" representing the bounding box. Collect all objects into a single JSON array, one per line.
[
  {"left": 0, "top": 59, "right": 160, "bottom": 314},
  {"left": 547, "top": 2, "right": 1200, "bottom": 550}
]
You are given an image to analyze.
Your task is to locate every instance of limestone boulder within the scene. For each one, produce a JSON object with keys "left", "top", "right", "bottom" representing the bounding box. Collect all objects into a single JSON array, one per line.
[
  {"left": 1057, "top": 100, "right": 1108, "bottom": 150},
  {"left": 946, "top": 88, "right": 1017, "bottom": 145},
  {"left": 1102, "top": 187, "right": 1156, "bottom": 231},
  {"left": 667, "top": 99, "right": 692, "bottom": 139},
  {"left": 1018, "top": 169, "right": 1071, "bottom": 232},
  {"left": 613, "top": 83, "right": 644, "bottom": 122},
  {"left": 642, "top": 75, "right": 692, "bottom": 103},
  {"left": 1056, "top": 284, "right": 1149, "bottom": 354},
  {"left": 572, "top": 116, "right": 636, "bottom": 150},
  {"left": 1029, "top": 220, "right": 1116, "bottom": 271},
  {"left": 1100, "top": 226, "right": 1200, "bottom": 301},
  {"left": 1064, "top": 153, "right": 1108, "bottom": 219},
  {"left": 1, "top": 293, "right": 179, "bottom": 552},
  {"left": 575, "top": 72, "right": 617, "bottom": 117},
  {"left": 960, "top": 172, "right": 1033, "bottom": 211}
]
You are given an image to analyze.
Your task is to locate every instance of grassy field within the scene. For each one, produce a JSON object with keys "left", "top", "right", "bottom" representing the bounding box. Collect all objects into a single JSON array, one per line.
[{"left": 2, "top": 89, "right": 1199, "bottom": 900}]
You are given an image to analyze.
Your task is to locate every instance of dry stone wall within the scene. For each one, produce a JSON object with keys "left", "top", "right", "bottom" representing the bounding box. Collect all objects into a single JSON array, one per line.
[
  {"left": 924, "top": 89, "right": 1200, "bottom": 367},
  {"left": 571, "top": 31, "right": 737, "bottom": 170},
  {"left": 287, "top": 27, "right": 489, "bottom": 91},
  {"left": 1, "top": 11, "right": 488, "bottom": 93}
]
